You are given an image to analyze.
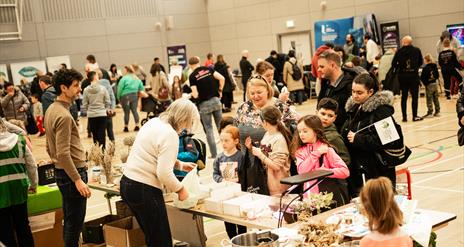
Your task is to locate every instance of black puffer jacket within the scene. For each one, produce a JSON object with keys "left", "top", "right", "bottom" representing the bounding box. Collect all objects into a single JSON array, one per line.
[{"left": 341, "top": 90, "right": 396, "bottom": 196}]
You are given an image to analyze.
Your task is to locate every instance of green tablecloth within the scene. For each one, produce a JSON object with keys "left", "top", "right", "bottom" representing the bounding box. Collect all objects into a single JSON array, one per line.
[{"left": 28, "top": 185, "right": 62, "bottom": 215}]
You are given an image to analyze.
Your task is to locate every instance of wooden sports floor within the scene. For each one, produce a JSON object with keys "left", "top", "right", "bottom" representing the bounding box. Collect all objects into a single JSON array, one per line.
[{"left": 30, "top": 90, "right": 463, "bottom": 246}]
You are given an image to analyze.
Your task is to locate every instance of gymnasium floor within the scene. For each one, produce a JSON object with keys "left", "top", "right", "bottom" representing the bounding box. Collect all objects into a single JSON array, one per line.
[{"left": 30, "top": 90, "right": 464, "bottom": 246}]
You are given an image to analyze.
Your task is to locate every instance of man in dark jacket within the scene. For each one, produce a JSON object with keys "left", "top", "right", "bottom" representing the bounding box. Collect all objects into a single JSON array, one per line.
[
  {"left": 39, "top": 75, "right": 56, "bottom": 117},
  {"left": 317, "top": 51, "right": 353, "bottom": 131},
  {"left": 239, "top": 50, "right": 254, "bottom": 101},
  {"left": 265, "top": 50, "right": 285, "bottom": 86},
  {"left": 391, "top": 35, "right": 423, "bottom": 122}
]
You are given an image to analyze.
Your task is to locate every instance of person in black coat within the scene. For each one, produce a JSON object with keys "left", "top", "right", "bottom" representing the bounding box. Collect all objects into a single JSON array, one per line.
[
  {"left": 265, "top": 50, "right": 285, "bottom": 86},
  {"left": 341, "top": 74, "right": 396, "bottom": 197},
  {"left": 239, "top": 50, "right": 254, "bottom": 101},
  {"left": 317, "top": 51, "right": 354, "bottom": 131},
  {"left": 214, "top": 55, "right": 234, "bottom": 112},
  {"left": 391, "top": 36, "right": 423, "bottom": 122}
]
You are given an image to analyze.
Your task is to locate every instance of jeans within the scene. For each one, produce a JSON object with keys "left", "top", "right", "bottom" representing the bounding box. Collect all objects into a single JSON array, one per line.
[
  {"left": 106, "top": 116, "right": 115, "bottom": 141},
  {"left": 198, "top": 97, "right": 222, "bottom": 158},
  {"left": 120, "top": 93, "right": 139, "bottom": 126},
  {"left": 290, "top": 90, "right": 305, "bottom": 104},
  {"left": 0, "top": 202, "right": 34, "bottom": 247},
  {"left": 120, "top": 176, "right": 172, "bottom": 247},
  {"left": 442, "top": 69, "right": 463, "bottom": 98},
  {"left": 55, "top": 168, "right": 88, "bottom": 247},
  {"left": 88, "top": 116, "right": 107, "bottom": 149},
  {"left": 398, "top": 74, "right": 420, "bottom": 119},
  {"left": 425, "top": 83, "right": 440, "bottom": 114},
  {"left": 224, "top": 222, "right": 247, "bottom": 239}
]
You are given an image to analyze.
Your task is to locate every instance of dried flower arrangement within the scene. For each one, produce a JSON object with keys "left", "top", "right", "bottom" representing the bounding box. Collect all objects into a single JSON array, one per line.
[
  {"left": 87, "top": 142, "right": 116, "bottom": 184},
  {"left": 292, "top": 192, "right": 334, "bottom": 221},
  {"left": 298, "top": 221, "right": 343, "bottom": 247}
]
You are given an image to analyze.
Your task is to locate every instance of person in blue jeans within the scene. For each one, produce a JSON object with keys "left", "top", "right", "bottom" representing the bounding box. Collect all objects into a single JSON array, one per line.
[
  {"left": 44, "top": 69, "right": 91, "bottom": 247},
  {"left": 188, "top": 56, "right": 225, "bottom": 158}
]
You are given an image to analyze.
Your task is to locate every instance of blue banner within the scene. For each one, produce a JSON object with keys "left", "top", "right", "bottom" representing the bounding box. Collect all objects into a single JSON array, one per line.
[{"left": 314, "top": 17, "right": 354, "bottom": 48}]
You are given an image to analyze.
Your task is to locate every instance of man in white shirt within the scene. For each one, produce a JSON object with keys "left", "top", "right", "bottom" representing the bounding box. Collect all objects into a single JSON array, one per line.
[{"left": 364, "top": 34, "right": 380, "bottom": 70}]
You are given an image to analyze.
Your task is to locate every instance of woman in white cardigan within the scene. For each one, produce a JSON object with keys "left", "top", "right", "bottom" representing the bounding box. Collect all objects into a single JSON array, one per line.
[{"left": 120, "top": 98, "right": 198, "bottom": 247}]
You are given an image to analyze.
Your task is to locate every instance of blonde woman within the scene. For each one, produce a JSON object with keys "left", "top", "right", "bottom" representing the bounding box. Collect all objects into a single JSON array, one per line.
[{"left": 120, "top": 98, "right": 198, "bottom": 247}]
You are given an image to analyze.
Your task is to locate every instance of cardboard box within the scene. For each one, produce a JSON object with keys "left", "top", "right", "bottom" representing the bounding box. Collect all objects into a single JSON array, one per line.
[
  {"left": 31, "top": 209, "right": 64, "bottom": 247},
  {"left": 204, "top": 191, "right": 244, "bottom": 214},
  {"left": 103, "top": 217, "right": 145, "bottom": 247},
  {"left": 115, "top": 200, "right": 133, "bottom": 218},
  {"left": 83, "top": 215, "right": 122, "bottom": 244},
  {"left": 223, "top": 193, "right": 270, "bottom": 217}
]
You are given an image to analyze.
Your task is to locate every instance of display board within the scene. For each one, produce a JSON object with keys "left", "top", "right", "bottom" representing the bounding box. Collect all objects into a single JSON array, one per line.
[
  {"left": 167, "top": 45, "right": 187, "bottom": 70},
  {"left": 46, "top": 55, "right": 71, "bottom": 73},
  {"left": 446, "top": 23, "right": 464, "bottom": 47},
  {"left": 10, "top": 60, "right": 47, "bottom": 85},
  {"left": 0, "top": 64, "right": 9, "bottom": 82},
  {"left": 314, "top": 14, "right": 380, "bottom": 50},
  {"left": 380, "top": 21, "right": 400, "bottom": 52}
]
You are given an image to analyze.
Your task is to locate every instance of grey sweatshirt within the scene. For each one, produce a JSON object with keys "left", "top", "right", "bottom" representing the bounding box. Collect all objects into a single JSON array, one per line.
[{"left": 82, "top": 82, "right": 111, "bottom": 118}]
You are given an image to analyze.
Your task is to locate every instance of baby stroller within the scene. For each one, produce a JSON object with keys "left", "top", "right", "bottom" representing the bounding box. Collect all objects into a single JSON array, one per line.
[{"left": 140, "top": 95, "right": 171, "bottom": 126}]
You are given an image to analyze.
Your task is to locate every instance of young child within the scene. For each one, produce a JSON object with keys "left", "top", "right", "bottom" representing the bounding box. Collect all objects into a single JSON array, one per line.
[
  {"left": 291, "top": 115, "right": 349, "bottom": 197},
  {"left": 30, "top": 94, "right": 45, "bottom": 136},
  {"left": 316, "top": 98, "right": 351, "bottom": 166},
  {"left": 420, "top": 54, "right": 441, "bottom": 118},
  {"left": 212, "top": 125, "right": 246, "bottom": 239},
  {"left": 171, "top": 75, "right": 183, "bottom": 100},
  {"left": 360, "top": 177, "right": 412, "bottom": 247},
  {"left": 245, "top": 106, "right": 292, "bottom": 196}
]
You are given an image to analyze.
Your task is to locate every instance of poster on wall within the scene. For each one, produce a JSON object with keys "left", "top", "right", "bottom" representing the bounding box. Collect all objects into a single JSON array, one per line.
[
  {"left": 10, "top": 60, "right": 47, "bottom": 85},
  {"left": 167, "top": 45, "right": 187, "bottom": 69},
  {"left": 314, "top": 17, "right": 354, "bottom": 48},
  {"left": 0, "top": 64, "right": 10, "bottom": 82},
  {"left": 380, "top": 21, "right": 400, "bottom": 53},
  {"left": 46, "top": 55, "right": 71, "bottom": 72},
  {"left": 446, "top": 23, "right": 464, "bottom": 47}
]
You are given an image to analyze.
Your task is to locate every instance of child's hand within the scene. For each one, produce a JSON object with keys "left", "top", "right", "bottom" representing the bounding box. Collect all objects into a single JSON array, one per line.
[
  {"left": 317, "top": 144, "right": 329, "bottom": 154},
  {"left": 245, "top": 136, "right": 253, "bottom": 150},
  {"left": 251, "top": 146, "right": 261, "bottom": 157},
  {"left": 347, "top": 131, "right": 356, "bottom": 143}
]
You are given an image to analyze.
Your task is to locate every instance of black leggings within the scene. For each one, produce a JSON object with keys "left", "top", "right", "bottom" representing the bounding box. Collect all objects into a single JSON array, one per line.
[
  {"left": 88, "top": 116, "right": 107, "bottom": 149},
  {"left": 398, "top": 74, "right": 420, "bottom": 118}
]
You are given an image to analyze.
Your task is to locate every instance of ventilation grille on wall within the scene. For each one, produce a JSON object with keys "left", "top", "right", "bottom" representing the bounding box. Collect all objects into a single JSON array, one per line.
[
  {"left": 103, "top": 0, "right": 158, "bottom": 18},
  {"left": 42, "top": 0, "right": 103, "bottom": 21},
  {"left": 0, "top": 0, "right": 32, "bottom": 23}
]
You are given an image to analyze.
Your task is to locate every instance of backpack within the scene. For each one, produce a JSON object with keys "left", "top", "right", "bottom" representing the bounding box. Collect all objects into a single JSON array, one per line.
[
  {"left": 175, "top": 130, "right": 207, "bottom": 178},
  {"left": 291, "top": 62, "right": 302, "bottom": 81}
]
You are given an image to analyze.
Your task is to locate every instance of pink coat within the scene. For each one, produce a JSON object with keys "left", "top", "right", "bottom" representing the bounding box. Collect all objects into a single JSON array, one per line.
[{"left": 295, "top": 140, "right": 349, "bottom": 196}]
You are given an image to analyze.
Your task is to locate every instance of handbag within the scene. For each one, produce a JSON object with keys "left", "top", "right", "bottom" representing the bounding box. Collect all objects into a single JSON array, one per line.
[
  {"left": 238, "top": 149, "right": 270, "bottom": 195},
  {"left": 458, "top": 127, "right": 464, "bottom": 146},
  {"left": 317, "top": 155, "right": 350, "bottom": 207},
  {"left": 372, "top": 115, "right": 412, "bottom": 168}
]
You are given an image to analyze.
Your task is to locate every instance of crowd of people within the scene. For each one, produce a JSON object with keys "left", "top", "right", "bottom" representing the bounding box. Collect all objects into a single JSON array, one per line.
[{"left": 0, "top": 29, "right": 463, "bottom": 247}]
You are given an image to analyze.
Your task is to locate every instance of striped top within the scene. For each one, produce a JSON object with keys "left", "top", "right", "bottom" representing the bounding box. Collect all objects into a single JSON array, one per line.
[{"left": 0, "top": 133, "right": 38, "bottom": 209}]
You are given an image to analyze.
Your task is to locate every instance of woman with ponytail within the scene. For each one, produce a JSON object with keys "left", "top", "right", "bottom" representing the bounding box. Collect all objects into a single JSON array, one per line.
[
  {"left": 360, "top": 177, "right": 412, "bottom": 247},
  {"left": 244, "top": 105, "right": 292, "bottom": 196},
  {"left": 291, "top": 115, "right": 349, "bottom": 198}
]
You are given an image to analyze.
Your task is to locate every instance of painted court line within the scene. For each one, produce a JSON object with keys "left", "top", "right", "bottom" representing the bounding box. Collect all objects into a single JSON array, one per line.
[
  {"left": 412, "top": 166, "right": 464, "bottom": 185},
  {"left": 409, "top": 154, "right": 464, "bottom": 172},
  {"left": 413, "top": 185, "right": 464, "bottom": 194}
]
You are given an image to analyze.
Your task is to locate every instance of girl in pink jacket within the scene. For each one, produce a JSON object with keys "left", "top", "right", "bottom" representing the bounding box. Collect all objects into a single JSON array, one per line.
[{"left": 291, "top": 115, "right": 349, "bottom": 197}]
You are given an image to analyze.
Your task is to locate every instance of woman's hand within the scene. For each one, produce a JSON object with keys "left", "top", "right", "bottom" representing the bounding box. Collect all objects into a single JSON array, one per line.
[
  {"left": 251, "top": 146, "right": 261, "bottom": 157},
  {"left": 461, "top": 116, "right": 464, "bottom": 126},
  {"left": 177, "top": 186, "right": 189, "bottom": 201},
  {"left": 28, "top": 187, "right": 37, "bottom": 194},
  {"left": 245, "top": 136, "right": 253, "bottom": 150},
  {"left": 279, "top": 92, "right": 290, "bottom": 102},
  {"left": 317, "top": 144, "right": 329, "bottom": 154},
  {"left": 180, "top": 161, "right": 196, "bottom": 172},
  {"left": 347, "top": 131, "right": 356, "bottom": 143}
]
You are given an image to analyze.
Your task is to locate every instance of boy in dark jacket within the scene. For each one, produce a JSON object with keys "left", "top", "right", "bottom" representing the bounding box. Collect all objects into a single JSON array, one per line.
[
  {"left": 316, "top": 98, "right": 351, "bottom": 166},
  {"left": 438, "top": 39, "right": 462, "bottom": 100},
  {"left": 420, "top": 54, "right": 440, "bottom": 118}
]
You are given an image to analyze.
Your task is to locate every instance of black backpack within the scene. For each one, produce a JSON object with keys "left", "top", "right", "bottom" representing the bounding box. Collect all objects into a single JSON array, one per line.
[{"left": 291, "top": 62, "right": 302, "bottom": 81}]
